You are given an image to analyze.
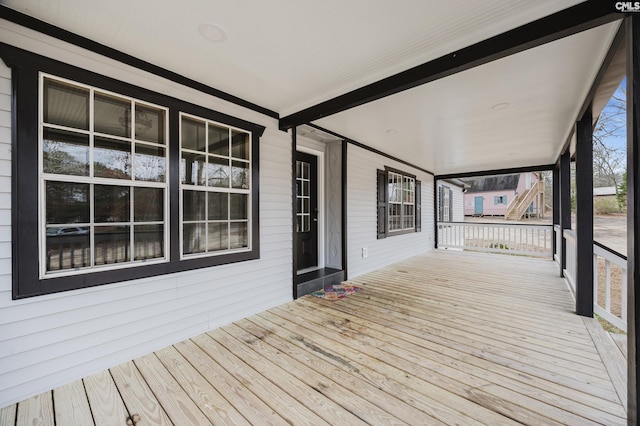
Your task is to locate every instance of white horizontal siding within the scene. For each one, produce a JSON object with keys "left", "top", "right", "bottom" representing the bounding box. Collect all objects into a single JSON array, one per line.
[
  {"left": 347, "top": 144, "right": 434, "bottom": 279},
  {"left": 0, "top": 31, "right": 293, "bottom": 408},
  {"left": 452, "top": 186, "right": 465, "bottom": 222}
]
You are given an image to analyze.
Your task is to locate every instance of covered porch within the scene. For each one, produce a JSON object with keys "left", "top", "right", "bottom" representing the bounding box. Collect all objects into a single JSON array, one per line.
[{"left": 1, "top": 250, "right": 626, "bottom": 425}]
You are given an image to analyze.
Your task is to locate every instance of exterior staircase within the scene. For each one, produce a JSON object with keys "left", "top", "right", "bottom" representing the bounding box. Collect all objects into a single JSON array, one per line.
[{"left": 505, "top": 179, "right": 545, "bottom": 220}]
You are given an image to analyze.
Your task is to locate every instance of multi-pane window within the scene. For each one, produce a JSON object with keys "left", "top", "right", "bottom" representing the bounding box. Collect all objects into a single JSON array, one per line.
[
  {"left": 296, "top": 160, "right": 311, "bottom": 233},
  {"left": 387, "top": 171, "right": 415, "bottom": 232},
  {"left": 494, "top": 195, "right": 507, "bottom": 205},
  {"left": 41, "top": 75, "right": 168, "bottom": 277},
  {"left": 180, "top": 114, "right": 251, "bottom": 257}
]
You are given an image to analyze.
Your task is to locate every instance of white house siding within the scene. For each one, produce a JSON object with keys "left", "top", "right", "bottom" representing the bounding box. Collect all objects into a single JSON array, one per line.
[
  {"left": 452, "top": 185, "right": 465, "bottom": 222},
  {"left": 0, "top": 25, "right": 292, "bottom": 407},
  {"left": 347, "top": 144, "right": 434, "bottom": 279}
]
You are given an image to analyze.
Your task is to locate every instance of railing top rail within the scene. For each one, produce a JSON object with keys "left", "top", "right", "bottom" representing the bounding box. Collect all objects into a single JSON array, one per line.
[
  {"left": 563, "top": 229, "right": 576, "bottom": 239},
  {"left": 437, "top": 221, "right": 553, "bottom": 228},
  {"left": 594, "top": 240, "right": 627, "bottom": 262}
]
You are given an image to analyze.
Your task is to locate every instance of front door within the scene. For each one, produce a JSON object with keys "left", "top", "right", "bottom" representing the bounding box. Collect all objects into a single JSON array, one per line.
[
  {"left": 296, "top": 152, "right": 318, "bottom": 270},
  {"left": 474, "top": 196, "right": 483, "bottom": 215}
]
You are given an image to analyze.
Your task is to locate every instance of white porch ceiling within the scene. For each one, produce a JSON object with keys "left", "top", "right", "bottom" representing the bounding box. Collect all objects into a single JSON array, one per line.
[{"left": 0, "top": 0, "right": 623, "bottom": 175}]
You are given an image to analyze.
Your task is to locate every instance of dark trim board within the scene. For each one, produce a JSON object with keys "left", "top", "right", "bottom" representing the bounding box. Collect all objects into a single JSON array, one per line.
[
  {"left": 573, "top": 104, "right": 594, "bottom": 317},
  {"left": 0, "top": 5, "right": 279, "bottom": 120},
  {"left": 280, "top": 0, "right": 621, "bottom": 130},
  {"left": 306, "top": 123, "right": 434, "bottom": 176},
  {"left": 436, "top": 164, "right": 555, "bottom": 180},
  {"left": 291, "top": 129, "right": 298, "bottom": 299},
  {"left": 341, "top": 140, "right": 348, "bottom": 281}
]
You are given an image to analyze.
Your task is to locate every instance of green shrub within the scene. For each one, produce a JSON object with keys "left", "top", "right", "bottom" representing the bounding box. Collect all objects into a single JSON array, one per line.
[{"left": 594, "top": 196, "right": 621, "bottom": 215}]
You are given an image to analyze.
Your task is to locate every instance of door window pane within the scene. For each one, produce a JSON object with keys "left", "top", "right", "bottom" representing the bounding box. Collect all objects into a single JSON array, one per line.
[
  {"left": 44, "top": 79, "right": 89, "bottom": 130},
  {"left": 43, "top": 128, "right": 90, "bottom": 176}
]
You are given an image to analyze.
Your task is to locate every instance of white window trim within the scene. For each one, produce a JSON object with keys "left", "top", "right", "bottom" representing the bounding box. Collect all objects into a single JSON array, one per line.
[
  {"left": 178, "top": 112, "right": 252, "bottom": 260},
  {"left": 38, "top": 73, "right": 170, "bottom": 279}
]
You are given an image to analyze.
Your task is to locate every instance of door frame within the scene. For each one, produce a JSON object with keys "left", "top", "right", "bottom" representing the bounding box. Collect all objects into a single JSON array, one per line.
[{"left": 296, "top": 146, "right": 325, "bottom": 271}]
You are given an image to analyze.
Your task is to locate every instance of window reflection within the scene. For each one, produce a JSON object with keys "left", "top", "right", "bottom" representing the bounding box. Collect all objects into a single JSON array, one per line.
[
  {"left": 94, "top": 137, "right": 132, "bottom": 179},
  {"left": 94, "top": 225, "right": 131, "bottom": 264},
  {"left": 209, "top": 124, "right": 229, "bottom": 156},
  {"left": 43, "top": 128, "right": 90, "bottom": 176},
  {"left": 183, "top": 190, "right": 206, "bottom": 221},
  {"left": 181, "top": 152, "right": 206, "bottom": 185},
  {"left": 134, "top": 187, "right": 164, "bottom": 222},
  {"left": 46, "top": 182, "right": 90, "bottom": 224},
  {"left": 135, "top": 144, "right": 165, "bottom": 182},
  {"left": 94, "top": 185, "right": 130, "bottom": 223},
  {"left": 134, "top": 224, "right": 164, "bottom": 260},
  {"left": 94, "top": 92, "right": 131, "bottom": 138},
  {"left": 208, "top": 157, "right": 230, "bottom": 188},
  {"left": 44, "top": 79, "right": 89, "bottom": 130},
  {"left": 135, "top": 105, "right": 165, "bottom": 145}
]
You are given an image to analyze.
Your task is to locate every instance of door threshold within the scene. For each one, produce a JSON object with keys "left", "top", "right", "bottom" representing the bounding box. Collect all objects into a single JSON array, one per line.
[{"left": 297, "top": 266, "right": 320, "bottom": 275}]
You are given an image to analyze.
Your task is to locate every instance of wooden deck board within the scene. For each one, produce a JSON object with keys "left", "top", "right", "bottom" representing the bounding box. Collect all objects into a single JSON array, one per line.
[
  {"left": 1, "top": 250, "right": 627, "bottom": 425},
  {"left": 53, "top": 380, "right": 93, "bottom": 426}
]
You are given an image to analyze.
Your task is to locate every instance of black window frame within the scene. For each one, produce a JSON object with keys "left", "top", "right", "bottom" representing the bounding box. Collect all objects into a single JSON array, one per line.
[
  {"left": 377, "top": 167, "right": 421, "bottom": 239},
  {"left": 3, "top": 45, "right": 264, "bottom": 299}
]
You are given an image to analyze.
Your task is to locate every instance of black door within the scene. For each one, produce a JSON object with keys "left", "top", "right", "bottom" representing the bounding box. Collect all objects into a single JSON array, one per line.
[{"left": 296, "top": 151, "right": 318, "bottom": 270}]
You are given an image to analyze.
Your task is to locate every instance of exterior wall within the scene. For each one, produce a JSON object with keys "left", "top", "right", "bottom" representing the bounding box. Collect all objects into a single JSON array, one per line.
[
  {"left": 451, "top": 185, "right": 465, "bottom": 222},
  {"left": 516, "top": 172, "right": 539, "bottom": 194},
  {"left": 436, "top": 182, "right": 465, "bottom": 222},
  {"left": 464, "top": 189, "right": 516, "bottom": 216},
  {"left": 0, "top": 24, "right": 292, "bottom": 407},
  {"left": 347, "top": 144, "right": 434, "bottom": 278}
]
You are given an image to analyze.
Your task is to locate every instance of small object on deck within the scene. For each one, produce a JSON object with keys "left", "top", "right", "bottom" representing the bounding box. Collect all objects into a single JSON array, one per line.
[
  {"left": 311, "top": 284, "right": 362, "bottom": 301},
  {"left": 126, "top": 413, "right": 141, "bottom": 425}
]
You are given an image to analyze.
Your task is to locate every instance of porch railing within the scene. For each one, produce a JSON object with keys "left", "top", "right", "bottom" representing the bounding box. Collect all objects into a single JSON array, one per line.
[
  {"left": 562, "top": 229, "right": 577, "bottom": 294},
  {"left": 555, "top": 230, "right": 628, "bottom": 332},
  {"left": 437, "top": 222, "right": 553, "bottom": 258},
  {"left": 593, "top": 241, "right": 627, "bottom": 332}
]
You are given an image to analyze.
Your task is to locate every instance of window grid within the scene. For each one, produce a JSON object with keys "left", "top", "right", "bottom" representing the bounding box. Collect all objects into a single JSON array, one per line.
[
  {"left": 296, "top": 160, "right": 311, "bottom": 233},
  {"left": 40, "top": 74, "right": 169, "bottom": 278},
  {"left": 180, "top": 113, "right": 251, "bottom": 258},
  {"left": 388, "top": 171, "right": 416, "bottom": 232}
]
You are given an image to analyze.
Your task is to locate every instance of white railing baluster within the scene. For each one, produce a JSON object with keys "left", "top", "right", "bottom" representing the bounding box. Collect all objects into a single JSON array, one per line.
[{"left": 592, "top": 241, "right": 627, "bottom": 332}]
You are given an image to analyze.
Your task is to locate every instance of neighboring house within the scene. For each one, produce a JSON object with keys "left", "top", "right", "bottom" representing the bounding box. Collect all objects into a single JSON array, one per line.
[
  {"left": 437, "top": 179, "right": 467, "bottom": 222},
  {"left": 593, "top": 186, "right": 617, "bottom": 197},
  {"left": 463, "top": 172, "right": 544, "bottom": 219}
]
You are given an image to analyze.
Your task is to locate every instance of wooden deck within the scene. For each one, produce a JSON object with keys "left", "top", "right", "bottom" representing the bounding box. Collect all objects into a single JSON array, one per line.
[{"left": 0, "top": 250, "right": 627, "bottom": 425}]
